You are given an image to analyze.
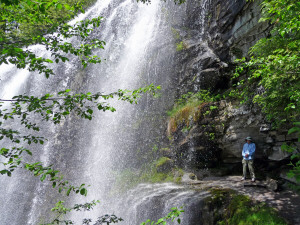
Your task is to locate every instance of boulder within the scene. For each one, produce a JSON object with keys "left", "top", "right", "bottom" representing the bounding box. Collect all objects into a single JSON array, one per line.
[
  {"left": 268, "top": 145, "right": 291, "bottom": 161},
  {"left": 266, "top": 177, "right": 279, "bottom": 191},
  {"left": 181, "top": 173, "right": 198, "bottom": 183}
]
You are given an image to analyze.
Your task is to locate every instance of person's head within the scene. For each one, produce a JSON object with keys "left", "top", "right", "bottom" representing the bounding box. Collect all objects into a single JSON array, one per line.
[{"left": 245, "top": 137, "right": 252, "bottom": 144}]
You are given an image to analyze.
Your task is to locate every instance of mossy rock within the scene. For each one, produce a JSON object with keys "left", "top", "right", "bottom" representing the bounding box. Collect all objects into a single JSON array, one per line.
[
  {"left": 204, "top": 188, "right": 287, "bottom": 225},
  {"left": 154, "top": 157, "right": 174, "bottom": 173}
]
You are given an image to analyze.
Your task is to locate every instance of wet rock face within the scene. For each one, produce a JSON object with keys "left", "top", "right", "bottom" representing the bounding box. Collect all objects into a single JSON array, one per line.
[
  {"left": 206, "top": 0, "right": 270, "bottom": 61},
  {"left": 173, "top": 0, "right": 270, "bottom": 96}
]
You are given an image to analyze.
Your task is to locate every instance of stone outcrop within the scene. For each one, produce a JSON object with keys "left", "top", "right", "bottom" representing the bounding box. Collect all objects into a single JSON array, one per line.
[{"left": 167, "top": 100, "right": 298, "bottom": 174}]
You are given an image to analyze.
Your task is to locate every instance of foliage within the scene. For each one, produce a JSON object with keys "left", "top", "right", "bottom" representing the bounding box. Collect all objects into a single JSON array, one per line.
[
  {"left": 112, "top": 164, "right": 174, "bottom": 194},
  {"left": 138, "top": 0, "right": 185, "bottom": 5},
  {"left": 167, "top": 90, "right": 220, "bottom": 117},
  {"left": 206, "top": 189, "right": 287, "bottom": 225},
  {"left": 222, "top": 195, "right": 287, "bottom": 225},
  {"left": 154, "top": 156, "right": 171, "bottom": 167},
  {"left": 45, "top": 201, "right": 184, "bottom": 225},
  {"left": 41, "top": 200, "right": 123, "bottom": 225},
  {"left": 230, "top": 0, "right": 300, "bottom": 128},
  {"left": 140, "top": 207, "right": 184, "bottom": 225},
  {"left": 0, "top": 0, "right": 106, "bottom": 78},
  {"left": 230, "top": 0, "right": 299, "bottom": 193},
  {"left": 0, "top": 85, "right": 160, "bottom": 197},
  {"left": 167, "top": 90, "right": 219, "bottom": 134},
  {"left": 168, "top": 90, "right": 218, "bottom": 117},
  {"left": 175, "top": 41, "right": 186, "bottom": 51},
  {"left": 0, "top": 0, "right": 164, "bottom": 223},
  {"left": 281, "top": 122, "right": 300, "bottom": 183}
]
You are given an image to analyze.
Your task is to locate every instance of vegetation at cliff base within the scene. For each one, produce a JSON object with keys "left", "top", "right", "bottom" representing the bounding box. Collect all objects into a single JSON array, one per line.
[{"left": 207, "top": 189, "right": 287, "bottom": 225}]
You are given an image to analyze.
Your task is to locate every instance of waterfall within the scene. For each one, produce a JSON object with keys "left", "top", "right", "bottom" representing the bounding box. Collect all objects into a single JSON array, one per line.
[{"left": 0, "top": 0, "right": 213, "bottom": 224}]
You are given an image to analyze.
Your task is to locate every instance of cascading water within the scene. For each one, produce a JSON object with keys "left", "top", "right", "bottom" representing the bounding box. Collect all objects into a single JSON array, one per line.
[{"left": 0, "top": 0, "right": 213, "bottom": 224}]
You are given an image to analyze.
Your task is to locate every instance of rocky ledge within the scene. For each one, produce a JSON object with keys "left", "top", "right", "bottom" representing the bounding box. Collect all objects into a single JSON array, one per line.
[{"left": 187, "top": 176, "right": 300, "bottom": 225}]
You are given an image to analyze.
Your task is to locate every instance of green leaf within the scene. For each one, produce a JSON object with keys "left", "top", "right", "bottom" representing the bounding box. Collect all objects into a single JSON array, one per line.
[
  {"left": 80, "top": 188, "right": 87, "bottom": 196},
  {"left": 66, "top": 188, "right": 71, "bottom": 196},
  {"left": 87, "top": 108, "right": 93, "bottom": 114},
  {"left": 56, "top": 3, "right": 62, "bottom": 9},
  {"left": 64, "top": 4, "right": 70, "bottom": 10},
  {"left": 288, "top": 127, "right": 300, "bottom": 135},
  {"left": 0, "top": 170, "right": 8, "bottom": 175},
  {"left": 40, "top": 174, "right": 47, "bottom": 181},
  {"left": 25, "top": 149, "right": 32, "bottom": 155}
]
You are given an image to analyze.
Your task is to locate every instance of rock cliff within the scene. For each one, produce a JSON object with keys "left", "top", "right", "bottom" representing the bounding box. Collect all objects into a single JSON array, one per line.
[{"left": 165, "top": 0, "right": 298, "bottom": 184}]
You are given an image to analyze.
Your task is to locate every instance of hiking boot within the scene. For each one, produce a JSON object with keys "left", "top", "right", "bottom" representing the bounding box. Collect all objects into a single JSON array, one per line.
[
  {"left": 241, "top": 177, "right": 245, "bottom": 181},
  {"left": 251, "top": 178, "right": 256, "bottom": 182}
]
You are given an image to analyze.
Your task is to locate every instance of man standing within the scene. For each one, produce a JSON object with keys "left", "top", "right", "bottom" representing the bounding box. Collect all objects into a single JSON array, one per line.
[{"left": 241, "top": 137, "right": 256, "bottom": 182}]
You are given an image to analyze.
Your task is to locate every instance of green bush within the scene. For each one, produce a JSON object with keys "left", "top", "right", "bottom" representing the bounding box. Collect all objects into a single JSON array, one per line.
[{"left": 230, "top": 0, "right": 300, "bottom": 128}]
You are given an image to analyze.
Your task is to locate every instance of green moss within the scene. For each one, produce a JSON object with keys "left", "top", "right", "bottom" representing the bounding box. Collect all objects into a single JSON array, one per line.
[
  {"left": 141, "top": 170, "right": 173, "bottom": 183},
  {"left": 225, "top": 195, "right": 287, "bottom": 225},
  {"left": 207, "top": 188, "right": 235, "bottom": 209},
  {"left": 175, "top": 176, "right": 182, "bottom": 183},
  {"left": 154, "top": 157, "right": 171, "bottom": 167},
  {"left": 167, "top": 90, "right": 218, "bottom": 134},
  {"left": 111, "top": 164, "right": 174, "bottom": 194},
  {"left": 176, "top": 41, "right": 184, "bottom": 51},
  {"left": 111, "top": 169, "right": 141, "bottom": 194},
  {"left": 174, "top": 168, "right": 184, "bottom": 184},
  {"left": 206, "top": 188, "right": 287, "bottom": 225},
  {"left": 168, "top": 90, "right": 216, "bottom": 118},
  {"left": 171, "top": 27, "right": 181, "bottom": 40}
]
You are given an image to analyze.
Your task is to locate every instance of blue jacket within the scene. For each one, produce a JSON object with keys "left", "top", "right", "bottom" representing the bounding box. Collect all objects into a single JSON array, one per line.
[{"left": 242, "top": 143, "right": 256, "bottom": 160}]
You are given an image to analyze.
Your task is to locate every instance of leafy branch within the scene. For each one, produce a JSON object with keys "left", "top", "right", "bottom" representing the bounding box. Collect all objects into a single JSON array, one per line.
[
  {"left": 140, "top": 207, "right": 184, "bottom": 225},
  {"left": 281, "top": 122, "right": 300, "bottom": 183},
  {"left": 42, "top": 200, "right": 124, "bottom": 225}
]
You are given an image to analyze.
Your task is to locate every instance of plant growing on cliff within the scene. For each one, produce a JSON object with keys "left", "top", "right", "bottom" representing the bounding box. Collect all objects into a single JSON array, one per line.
[
  {"left": 231, "top": 0, "right": 299, "bottom": 128},
  {"left": 167, "top": 90, "right": 219, "bottom": 134},
  {"left": 281, "top": 122, "right": 300, "bottom": 184},
  {"left": 140, "top": 207, "right": 184, "bottom": 225}
]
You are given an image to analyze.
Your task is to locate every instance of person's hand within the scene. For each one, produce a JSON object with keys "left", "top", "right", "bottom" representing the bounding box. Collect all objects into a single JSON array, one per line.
[{"left": 245, "top": 154, "right": 249, "bottom": 158}]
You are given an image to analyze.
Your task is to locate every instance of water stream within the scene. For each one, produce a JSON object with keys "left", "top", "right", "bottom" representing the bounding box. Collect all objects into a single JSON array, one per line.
[{"left": 0, "top": 0, "right": 212, "bottom": 224}]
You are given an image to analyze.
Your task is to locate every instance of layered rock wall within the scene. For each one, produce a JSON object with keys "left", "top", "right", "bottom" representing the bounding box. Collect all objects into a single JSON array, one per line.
[
  {"left": 172, "top": 0, "right": 271, "bottom": 96},
  {"left": 165, "top": 0, "right": 298, "bottom": 180}
]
